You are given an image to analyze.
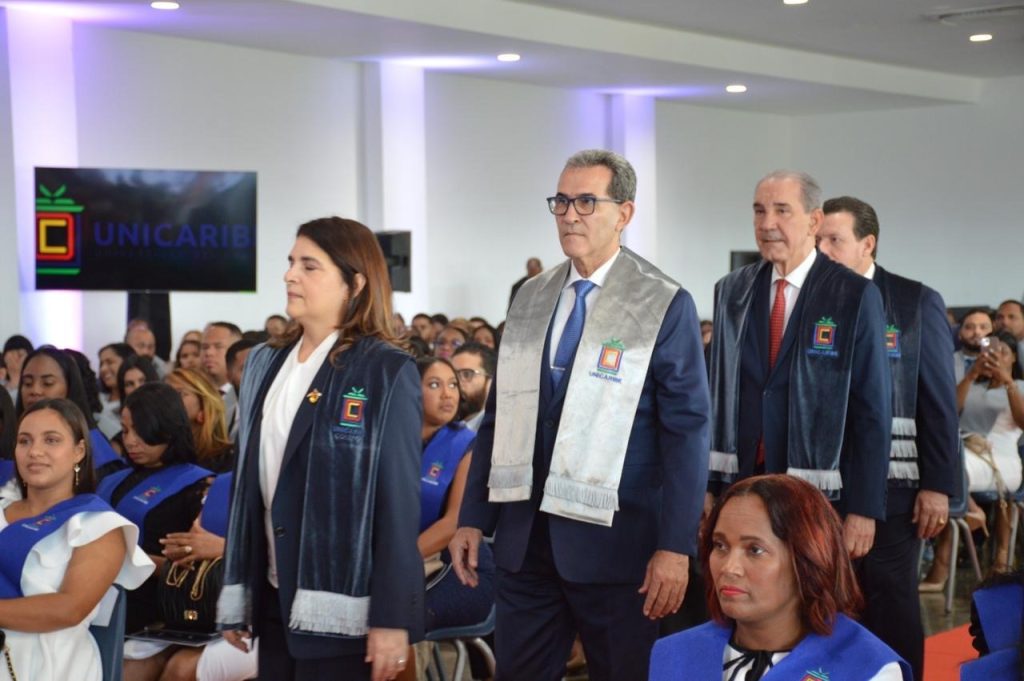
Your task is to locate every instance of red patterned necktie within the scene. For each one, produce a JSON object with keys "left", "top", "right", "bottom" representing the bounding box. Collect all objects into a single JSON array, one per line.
[
  {"left": 768, "top": 278, "right": 788, "bottom": 369},
  {"left": 758, "top": 278, "right": 788, "bottom": 467}
]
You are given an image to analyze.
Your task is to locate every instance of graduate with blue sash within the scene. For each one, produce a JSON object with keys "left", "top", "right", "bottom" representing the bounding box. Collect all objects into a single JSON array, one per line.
[
  {"left": 97, "top": 462, "right": 212, "bottom": 546},
  {"left": 420, "top": 423, "right": 476, "bottom": 532},
  {"left": 961, "top": 579, "right": 1023, "bottom": 679},
  {"left": 200, "top": 471, "right": 232, "bottom": 538}
]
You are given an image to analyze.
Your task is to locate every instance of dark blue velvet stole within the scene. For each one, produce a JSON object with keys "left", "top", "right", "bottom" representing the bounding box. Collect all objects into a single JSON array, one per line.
[
  {"left": 420, "top": 423, "right": 475, "bottom": 532},
  {"left": 96, "top": 463, "right": 211, "bottom": 545},
  {"left": 0, "top": 493, "right": 112, "bottom": 597}
]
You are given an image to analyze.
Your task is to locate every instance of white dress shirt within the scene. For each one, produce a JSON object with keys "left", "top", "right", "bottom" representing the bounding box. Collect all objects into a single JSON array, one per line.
[
  {"left": 259, "top": 331, "right": 338, "bottom": 587},
  {"left": 769, "top": 249, "right": 817, "bottom": 333},
  {"left": 547, "top": 249, "right": 621, "bottom": 369}
]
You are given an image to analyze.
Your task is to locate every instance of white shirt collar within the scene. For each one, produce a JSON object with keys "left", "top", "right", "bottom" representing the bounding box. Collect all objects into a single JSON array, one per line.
[
  {"left": 863, "top": 262, "right": 877, "bottom": 280},
  {"left": 771, "top": 248, "right": 816, "bottom": 288},
  {"left": 564, "top": 249, "right": 621, "bottom": 290}
]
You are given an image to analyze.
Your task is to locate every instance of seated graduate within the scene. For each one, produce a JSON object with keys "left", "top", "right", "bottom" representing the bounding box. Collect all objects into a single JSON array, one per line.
[
  {"left": 165, "top": 368, "right": 235, "bottom": 473},
  {"left": 650, "top": 474, "right": 911, "bottom": 681},
  {"left": 961, "top": 569, "right": 1023, "bottom": 679},
  {"left": 16, "top": 347, "right": 125, "bottom": 480},
  {"left": 0, "top": 388, "right": 15, "bottom": 481},
  {"left": 0, "top": 398, "right": 153, "bottom": 681},
  {"left": 96, "top": 382, "right": 212, "bottom": 635},
  {"left": 124, "top": 472, "right": 257, "bottom": 681}
]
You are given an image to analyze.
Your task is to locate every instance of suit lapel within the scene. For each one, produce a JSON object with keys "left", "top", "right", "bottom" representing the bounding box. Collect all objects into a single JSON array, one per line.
[
  {"left": 278, "top": 357, "right": 336, "bottom": 477},
  {"left": 768, "top": 256, "right": 821, "bottom": 382}
]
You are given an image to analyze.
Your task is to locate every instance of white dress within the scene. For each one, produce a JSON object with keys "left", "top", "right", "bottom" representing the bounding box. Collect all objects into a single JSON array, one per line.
[{"left": 0, "top": 493, "right": 154, "bottom": 681}]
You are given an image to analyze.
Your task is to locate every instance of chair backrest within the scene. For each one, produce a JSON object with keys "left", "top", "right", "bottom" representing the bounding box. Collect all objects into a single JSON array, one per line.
[
  {"left": 90, "top": 585, "right": 126, "bottom": 681},
  {"left": 949, "top": 438, "right": 968, "bottom": 517}
]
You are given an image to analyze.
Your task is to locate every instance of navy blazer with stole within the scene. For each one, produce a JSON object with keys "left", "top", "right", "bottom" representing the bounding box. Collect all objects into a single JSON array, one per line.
[
  {"left": 231, "top": 339, "right": 424, "bottom": 659},
  {"left": 461, "top": 288, "right": 711, "bottom": 584},
  {"left": 872, "top": 265, "right": 958, "bottom": 515},
  {"left": 728, "top": 255, "right": 892, "bottom": 519}
]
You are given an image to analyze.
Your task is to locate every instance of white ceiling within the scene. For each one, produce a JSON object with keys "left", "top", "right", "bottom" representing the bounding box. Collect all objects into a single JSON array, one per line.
[{"left": 2, "top": 0, "right": 1021, "bottom": 114}]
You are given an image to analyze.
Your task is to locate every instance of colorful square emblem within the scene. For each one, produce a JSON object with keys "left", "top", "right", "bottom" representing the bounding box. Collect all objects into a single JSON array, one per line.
[
  {"left": 885, "top": 324, "right": 901, "bottom": 358},
  {"left": 339, "top": 387, "right": 367, "bottom": 429},
  {"left": 813, "top": 317, "right": 837, "bottom": 349},
  {"left": 596, "top": 339, "right": 625, "bottom": 375}
]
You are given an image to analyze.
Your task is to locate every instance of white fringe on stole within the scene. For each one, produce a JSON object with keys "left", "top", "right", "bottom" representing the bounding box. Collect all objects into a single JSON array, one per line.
[
  {"left": 891, "top": 417, "right": 917, "bottom": 437},
  {"left": 787, "top": 467, "right": 843, "bottom": 491},
  {"left": 289, "top": 589, "right": 370, "bottom": 636},
  {"left": 487, "top": 464, "right": 533, "bottom": 502},
  {"left": 888, "top": 461, "right": 920, "bottom": 480},
  {"left": 709, "top": 450, "right": 739, "bottom": 474}
]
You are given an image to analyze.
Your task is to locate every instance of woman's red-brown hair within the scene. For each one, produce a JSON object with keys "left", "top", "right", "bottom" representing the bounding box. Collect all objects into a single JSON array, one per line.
[
  {"left": 272, "top": 217, "right": 403, "bottom": 360},
  {"left": 702, "top": 474, "right": 864, "bottom": 636}
]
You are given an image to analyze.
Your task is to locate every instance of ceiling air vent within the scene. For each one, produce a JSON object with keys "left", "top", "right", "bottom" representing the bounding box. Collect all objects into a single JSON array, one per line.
[{"left": 925, "top": 3, "right": 1024, "bottom": 25}]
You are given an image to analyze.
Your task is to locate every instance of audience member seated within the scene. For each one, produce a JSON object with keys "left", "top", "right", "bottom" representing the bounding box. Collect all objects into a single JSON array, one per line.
[
  {"left": 126, "top": 322, "right": 169, "bottom": 378},
  {"left": 471, "top": 323, "right": 499, "bottom": 351},
  {"left": 434, "top": 325, "right": 469, "bottom": 360},
  {"left": 65, "top": 348, "right": 107, "bottom": 433},
  {"left": 408, "top": 357, "right": 494, "bottom": 679},
  {"left": 97, "top": 343, "right": 136, "bottom": 438},
  {"left": 224, "top": 340, "right": 258, "bottom": 442},
  {"left": 410, "top": 313, "right": 437, "bottom": 347},
  {"left": 0, "top": 398, "right": 153, "bottom": 681},
  {"left": 0, "top": 389, "right": 16, "bottom": 475},
  {"left": 165, "top": 369, "right": 235, "bottom": 473},
  {"left": 954, "top": 309, "right": 994, "bottom": 382},
  {"left": 923, "top": 331, "right": 1024, "bottom": 587},
  {"left": 994, "top": 299, "right": 1024, "bottom": 373},
  {"left": 199, "top": 322, "right": 243, "bottom": 425},
  {"left": 2, "top": 335, "right": 33, "bottom": 400},
  {"left": 17, "top": 347, "right": 125, "bottom": 480},
  {"left": 430, "top": 314, "right": 449, "bottom": 340},
  {"left": 97, "top": 383, "right": 212, "bottom": 635},
  {"left": 263, "top": 314, "right": 287, "bottom": 338},
  {"left": 451, "top": 343, "right": 496, "bottom": 431},
  {"left": 118, "top": 355, "right": 161, "bottom": 401},
  {"left": 962, "top": 569, "right": 1023, "bottom": 679},
  {"left": 174, "top": 340, "right": 201, "bottom": 372},
  {"left": 407, "top": 336, "right": 431, "bottom": 359},
  {"left": 124, "top": 473, "right": 257, "bottom": 681},
  {"left": 650, "top": 474, "right": 910, "bottom": 681}
]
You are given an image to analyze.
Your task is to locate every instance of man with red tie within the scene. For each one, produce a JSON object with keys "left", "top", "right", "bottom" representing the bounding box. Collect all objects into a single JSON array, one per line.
[{"left": 706, "top": 170, "right": 892, "bottom": 559}]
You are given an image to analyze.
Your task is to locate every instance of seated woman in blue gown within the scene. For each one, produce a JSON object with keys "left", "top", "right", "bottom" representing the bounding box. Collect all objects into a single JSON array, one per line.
[{"left": 650, "top": 474, "right": 911, "bottom": 681}]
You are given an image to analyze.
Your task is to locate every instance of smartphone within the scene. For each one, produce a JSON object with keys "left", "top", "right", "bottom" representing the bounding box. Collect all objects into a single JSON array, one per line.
[{"left": 979, "top": 337, "right": 993, "bottom": 354}]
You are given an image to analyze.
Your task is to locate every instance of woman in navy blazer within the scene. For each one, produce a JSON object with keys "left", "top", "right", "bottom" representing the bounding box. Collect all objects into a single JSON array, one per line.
[{"left": 219, "top": 218, "right": 423, "bottom": 681}]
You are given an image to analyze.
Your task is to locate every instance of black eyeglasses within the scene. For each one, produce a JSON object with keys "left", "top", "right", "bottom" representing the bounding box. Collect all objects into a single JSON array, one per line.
[{"left": 546, "top": 195, "right": 624, "bottom": 216}]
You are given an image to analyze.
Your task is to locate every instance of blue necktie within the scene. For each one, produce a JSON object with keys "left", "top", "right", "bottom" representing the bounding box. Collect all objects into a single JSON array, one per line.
[{"left": 551, "top": 279, "right": 596, "bottom": 391}]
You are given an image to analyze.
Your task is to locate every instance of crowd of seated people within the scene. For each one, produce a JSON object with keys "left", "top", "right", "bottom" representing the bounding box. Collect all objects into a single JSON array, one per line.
[{"left": 1, "top": 289, "right": 1022, "bottom": 681}]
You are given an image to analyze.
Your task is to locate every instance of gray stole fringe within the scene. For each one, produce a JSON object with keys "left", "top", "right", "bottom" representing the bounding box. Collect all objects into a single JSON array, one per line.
[
  {"left": 874, "top": 266, "right": 923, "bottom": 485},
  {"left": 489, "top": 248, "right": 678, "bottom": 526}
]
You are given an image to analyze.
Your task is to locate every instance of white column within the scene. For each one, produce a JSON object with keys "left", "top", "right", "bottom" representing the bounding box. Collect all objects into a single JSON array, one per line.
[
  {"left": 606, "top": 94, "right": 657, "bottom": 261},
  {"left": 360, "top": 62, "right": 428, "bottom": 322},
  {"left": 6, "top": 9, "right": 82, "bottom": 348}
]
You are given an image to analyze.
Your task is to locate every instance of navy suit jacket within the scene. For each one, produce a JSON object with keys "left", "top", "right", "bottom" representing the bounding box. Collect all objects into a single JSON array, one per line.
[
  {"left": 874, "top": 266, "right": 959, "bottom": 516},
  {"left": 235, "top": 344, "right": 424, "bottom": 658},
  {"left": 460, "top": 287, "right": 710, "bottom": 584},
  {"left": 731, "top": 255, "right": 892, "bottom": 520}
]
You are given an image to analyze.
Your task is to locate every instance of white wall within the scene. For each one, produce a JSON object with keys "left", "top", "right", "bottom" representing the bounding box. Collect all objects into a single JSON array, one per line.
[
  {"left": 0, "top": 10, "right": 19, "bottom": 345},
  {"left": 655, "top": 101, "right": 792, "bottom": 318},
  {"left": 424, "top": 72, "right": 606, "bottom": 324},
  {"left": 71, "top": 25, "right": 361, "bottom": 357},
  {"left": 791, "top": 75, "right": 1024, "bottom": 308}
]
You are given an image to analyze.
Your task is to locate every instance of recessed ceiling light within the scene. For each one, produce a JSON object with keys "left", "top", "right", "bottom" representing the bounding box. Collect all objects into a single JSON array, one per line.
[
  {"left": 151, "top": 1, "right": 180, "bottom": 9},
  {"left": 497, "top": 53, "right": 521, "bottom": 63},
  {"left": 726, "top": 84, "right": 748, "bottom": 94},
  {"left": 969, "top": 33, "right": 993, "bottom": 42},
  {"left": 783, "top": 0, "right": 809, "bottom": 5}
]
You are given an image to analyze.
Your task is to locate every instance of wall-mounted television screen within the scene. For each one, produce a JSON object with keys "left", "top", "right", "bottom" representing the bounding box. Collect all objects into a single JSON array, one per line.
[{"left": 34, "top": 167, "right": 257, "bottom": 292}]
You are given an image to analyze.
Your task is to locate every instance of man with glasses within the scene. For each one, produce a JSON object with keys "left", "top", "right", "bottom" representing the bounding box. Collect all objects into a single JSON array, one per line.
[
  {"left": 452, "top": 342, "right": 496, "bottom": 431},
  {"left": 451, "top": 149, "right": 710, "bottom": 681}
]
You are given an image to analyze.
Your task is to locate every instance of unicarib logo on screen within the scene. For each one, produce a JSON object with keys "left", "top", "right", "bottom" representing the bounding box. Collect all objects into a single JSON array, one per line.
[{"left": 35, "top": 184, "right": 83, "bottom": 277}]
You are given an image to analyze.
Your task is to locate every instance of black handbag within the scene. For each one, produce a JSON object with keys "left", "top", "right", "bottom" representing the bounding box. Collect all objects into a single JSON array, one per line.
[{"left": 157, "top": 557, "right": 224, "bottom": 632}]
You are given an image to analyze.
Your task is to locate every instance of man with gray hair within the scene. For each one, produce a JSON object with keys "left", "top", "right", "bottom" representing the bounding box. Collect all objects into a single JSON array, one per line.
[
  {"left": 707, "top": 171, "right": 892, "bottom": 560},
  {"left": 452, "top": 149, "right": 710, "bottom": 680}
]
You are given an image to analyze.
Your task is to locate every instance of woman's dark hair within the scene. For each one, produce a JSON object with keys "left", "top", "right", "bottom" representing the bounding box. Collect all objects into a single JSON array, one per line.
[
  {"left": 472, "top": 324, "right": 499, "bottom": 351},
  {"left": 15, "top": 398, "right": 97, "bottom": 493},
  {"left": 702, "top": 474, "right": 863, "bottom": 637},
  {"left": 272, "top": 217, "right": 403, "bottom": 360},
  {"left": 122, "top": 382, "right": 197, "bottom": 467},
  {"left": 0, "top": 388, "right": 16, "bottom": 459},
  {"left": 407, "top": 336, "right": 431, "bottom": 359},
  {"left": 994, "top": 331, "right": 1023, "bottom": 381},
  {"left": 116, "top": 355, "right": 160, "bottom": 401},
  {"left": 98, "top": 343, "right": 135, "bottom": 395},
  {"left": 64, "top": 349, "right": 103, "bottom": 416},
  {"left": 15, "top": 346, "right": 98, "bottom": 430}
]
